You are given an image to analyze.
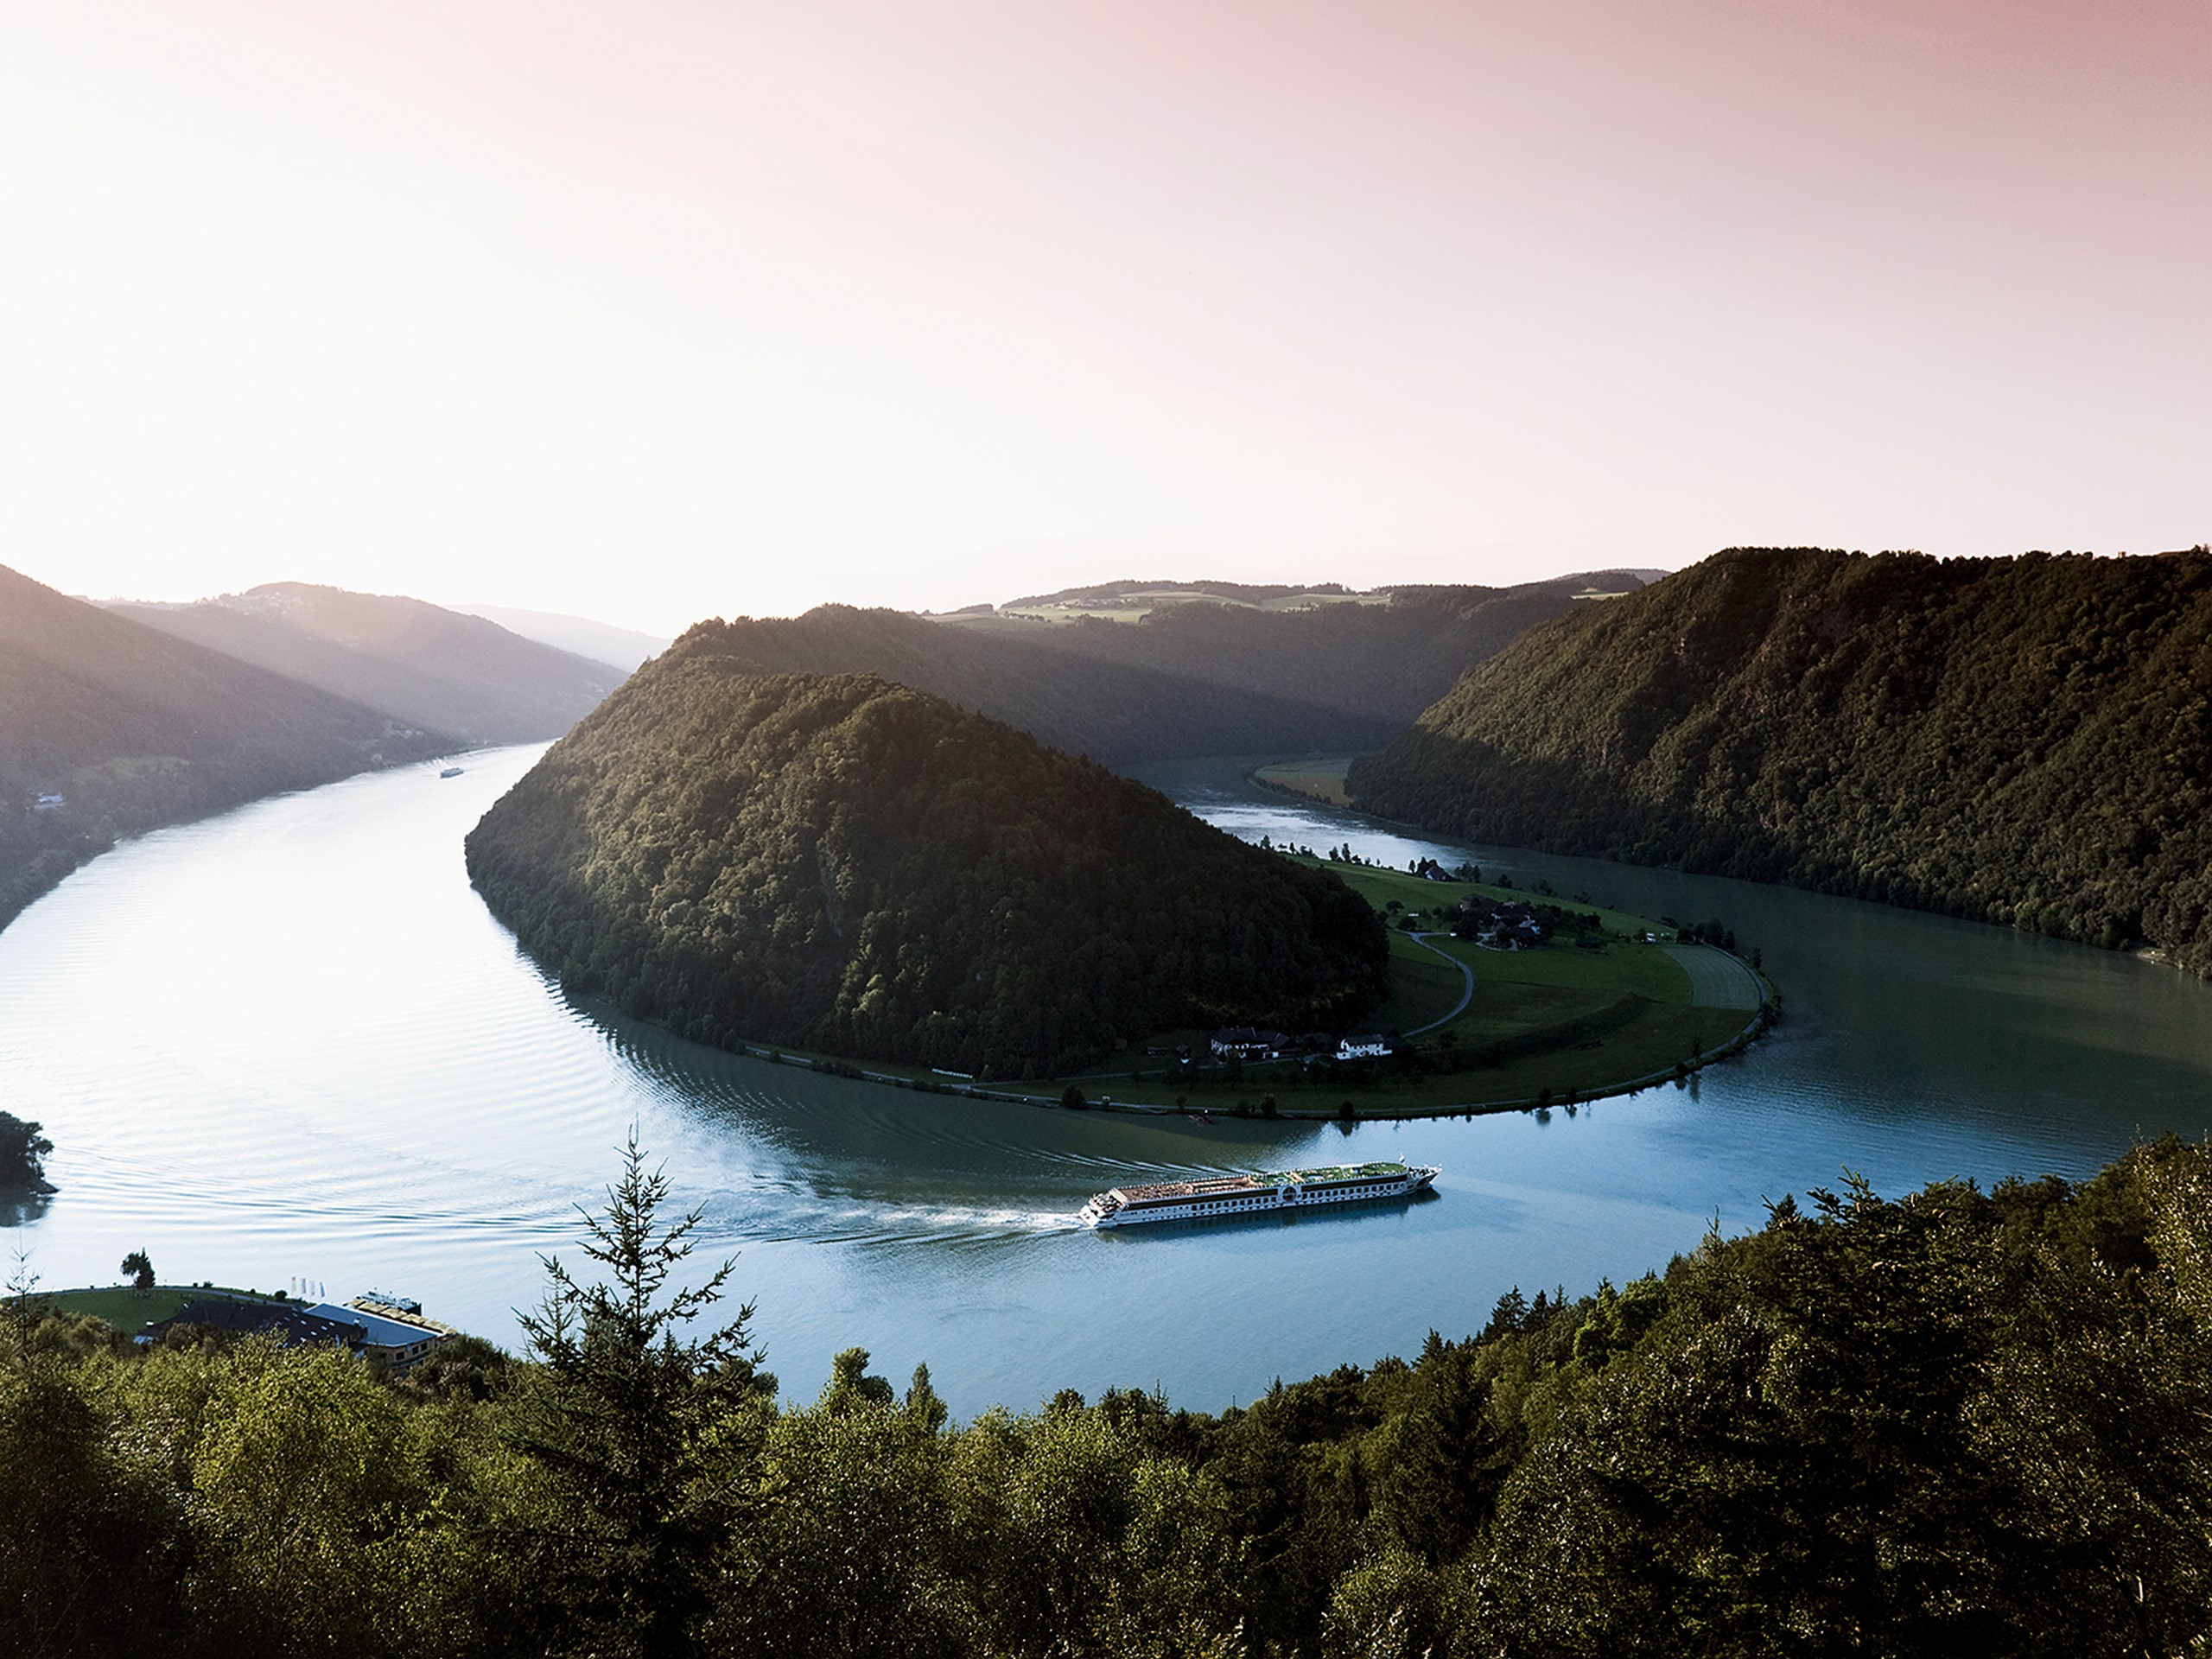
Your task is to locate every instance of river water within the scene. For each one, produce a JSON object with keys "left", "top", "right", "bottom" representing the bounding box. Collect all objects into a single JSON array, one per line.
[{"left": 3, "top": 746, "right": 2209, "bottom": 1413}]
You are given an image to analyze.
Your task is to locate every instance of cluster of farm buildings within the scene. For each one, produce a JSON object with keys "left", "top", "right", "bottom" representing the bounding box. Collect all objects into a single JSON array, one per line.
[{"left": 1452, "top": 896, "right": 1547, "bottom": 950}]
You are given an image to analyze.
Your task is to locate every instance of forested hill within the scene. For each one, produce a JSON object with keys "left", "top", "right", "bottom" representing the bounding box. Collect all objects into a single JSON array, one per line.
[
  {"left": 464, "top": 645, "right": 1387, "bottom": 1077},
  {"left": 110, "top": 582, "right": 621, "bottom": 744},
  {"left": 689, "top": 572, "right": 1646, "bottom": 765},
  {"left": 0, "top": 564, "right": 448, "bottom": 929},
  {"left": 1350, "top": 546, "right": 2212, "bottom": 970}
]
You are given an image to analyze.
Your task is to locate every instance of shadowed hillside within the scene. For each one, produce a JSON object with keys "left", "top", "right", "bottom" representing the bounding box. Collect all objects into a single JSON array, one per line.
[
  {"left": 1351, "top": 546, "right": 2212, "bottom": 971},
  {"left": 693, "top": 573, "right": 1649, "bottom": 765},
  {"left": 0, "top": 565, "right": 448, "bottom": 929},
  {"left": 465, "top": 636, "right": 1388, "bottom": 1077},
  {"left": 111, "top": 582, "right": 621, "bottom": 744}
]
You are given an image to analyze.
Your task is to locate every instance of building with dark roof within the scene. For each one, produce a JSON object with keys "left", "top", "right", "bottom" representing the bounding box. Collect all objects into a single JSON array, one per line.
[
  {"left": 142, "top": 1295, "right": 365, "bottom": 1353},
  {"left": 140, "top": 1291, "right": 456, "bottom": 1374}
]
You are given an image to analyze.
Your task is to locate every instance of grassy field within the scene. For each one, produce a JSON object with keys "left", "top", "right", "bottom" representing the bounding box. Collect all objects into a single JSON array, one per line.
[
  {"left": 1370, "top": 933, "right": 1467, "bottom": 1031},
  {"left": 1252, "top": 758, "right": 1352, "bottom": 806},
  {"left": 1059, "top": 855, "right": 1772, "bottom": 1117},
  {"left": 30, "top": 1283, "right": 276, "bottom": 1332}
]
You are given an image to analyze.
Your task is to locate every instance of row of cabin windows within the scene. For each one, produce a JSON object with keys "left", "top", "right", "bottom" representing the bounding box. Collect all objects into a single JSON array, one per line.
[{"left": 1137, "top": 1181, "right": 1396, "bottom": 1213}]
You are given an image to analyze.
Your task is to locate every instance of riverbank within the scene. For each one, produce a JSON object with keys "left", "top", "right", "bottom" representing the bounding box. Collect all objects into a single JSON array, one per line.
[
  {"left": 544, "top": 785, "right": 1783, "bottom": 1122},
  {"left": 11, "top": 739, "right": 2211, "bottom": 1414},
  {"left": 600, "top": 938, "right": 1777, "bottom": 1122}
]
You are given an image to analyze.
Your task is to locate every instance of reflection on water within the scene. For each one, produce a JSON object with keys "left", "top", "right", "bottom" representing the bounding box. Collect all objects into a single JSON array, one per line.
[{"left": 2, "top": 747, "right": 2209, "bottom": 1413}]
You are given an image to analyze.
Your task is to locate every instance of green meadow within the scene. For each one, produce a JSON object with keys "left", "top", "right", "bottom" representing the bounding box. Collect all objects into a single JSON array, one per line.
[{"left": 1065, "top": 855, "right": 1772, "bottom": 1118}]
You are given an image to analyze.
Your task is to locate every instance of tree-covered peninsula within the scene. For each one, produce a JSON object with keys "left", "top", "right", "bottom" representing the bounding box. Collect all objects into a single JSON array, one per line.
[
  {"left": 1351, "top": 547, "right": 2212, "bottom": 972},
  {"left": 465, "top": 643, "right": 1387, "bottom": 1077}
]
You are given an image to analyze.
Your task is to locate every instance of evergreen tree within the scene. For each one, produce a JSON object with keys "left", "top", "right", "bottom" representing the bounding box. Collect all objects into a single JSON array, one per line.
[
  {"left": 508, "top": 1133, "right": 774, "bottom": 1658},
  {"left": 0, "top": 1112, "right": 52, "bottom": 1195}
]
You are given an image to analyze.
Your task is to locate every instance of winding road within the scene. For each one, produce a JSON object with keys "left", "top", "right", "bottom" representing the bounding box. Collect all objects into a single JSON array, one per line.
[{"left": 1404, "top": 933, "right": 1477, "bottom": 1035}]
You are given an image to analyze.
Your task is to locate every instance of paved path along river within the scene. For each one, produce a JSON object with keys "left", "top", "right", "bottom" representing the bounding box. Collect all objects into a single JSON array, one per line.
[
  {"left": 1403, "top": 933, "right": 1476, "bottom": 1033},
  {"left": 1660, "top": 943, "right": 1767, "bottom": 1010}
]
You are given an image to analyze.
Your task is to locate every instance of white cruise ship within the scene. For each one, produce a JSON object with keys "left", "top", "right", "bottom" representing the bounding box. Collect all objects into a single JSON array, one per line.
[{"left": 1078, "top": 1160, "right": 1439, "bottom": 1228}]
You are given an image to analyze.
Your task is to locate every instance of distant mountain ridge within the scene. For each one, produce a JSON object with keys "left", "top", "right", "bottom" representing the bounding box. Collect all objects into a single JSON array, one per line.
[
  {"left": 0, "top": 564, "right": 448, "bottom": 929},
  {"left": 452, "top": 603, "right": 671, "bottom": 674},
  {"left": 992, "top": 572, "right": 1659, "bottom": 613},
  {"left": 466, "top": 644, "right": 1388, "bottom": 1077},
  {"left": 994, "top": 577, "right": 1362, "bottom": 611},
  {"left": 1350, "top": 546, "right": 2212, "bottom": 972},
  {"left": 109, "top": 583, "right": 620, "bottom": 745},
  {"left": 696, "top": 571, "right": 1651, "bottom": 765}
]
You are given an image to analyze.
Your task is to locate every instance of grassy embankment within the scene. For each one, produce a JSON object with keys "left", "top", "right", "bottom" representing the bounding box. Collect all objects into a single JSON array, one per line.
[{"left": 1248, "top": 757, "right": 1351, "bottom": 806}]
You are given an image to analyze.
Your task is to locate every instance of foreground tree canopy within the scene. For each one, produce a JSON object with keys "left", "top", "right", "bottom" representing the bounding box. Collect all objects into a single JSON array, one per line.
[
  {"left": 4, "top": 1136, "right": 2210, "bottom": 1656},
  {"left": 1352, "top": 546, "right": 2212, "bottom": 972},
  {"left": 466, "top": 652, "right": 1388, "bottom": 1077}
]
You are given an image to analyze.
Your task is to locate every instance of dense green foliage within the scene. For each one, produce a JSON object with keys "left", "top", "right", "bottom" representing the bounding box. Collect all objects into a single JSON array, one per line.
[
  {"left": 7, "top": 1137, "right": 2211, "bottom": 1656},
  {"left": 691, "top": 574, "right": 1644, "bottom": 765},
  {"left": 1352, "top": 548, "right": 2212, "bottom": 971},
  {"left": 111, "top": 582, "right": 621, "bottom": 745},
  {"left": 0, "top": 565, "right": 448, "bottom": 932},
  {"left": 0, "top": 1112, "right": 52, "bottom": 1196},
  {"left": 466, "top": 654, "right": 1388, "bottom": 1077},
  {"left": 505, "top": 1135, "right": 775, "bottom": 1654}
]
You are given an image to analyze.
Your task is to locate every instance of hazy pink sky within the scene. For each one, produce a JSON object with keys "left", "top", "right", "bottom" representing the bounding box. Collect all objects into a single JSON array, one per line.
[{"left": 3, "top": 1, "right": 2205, "bottom": 632}]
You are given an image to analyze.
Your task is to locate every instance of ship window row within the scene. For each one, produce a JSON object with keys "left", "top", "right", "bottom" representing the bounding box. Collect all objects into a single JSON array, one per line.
[
  {"left": 1200, "top": 1185, "right": 1385, "bottom": 1210},
  {"left": 1126, "top": 1179, "right": 1405, "bottom": 1214}
]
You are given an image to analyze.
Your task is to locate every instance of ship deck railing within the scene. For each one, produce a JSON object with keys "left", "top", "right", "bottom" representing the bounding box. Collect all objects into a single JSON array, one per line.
[{"left": 1103, "top": 1162, "right": 1420, "bottom": 1206}]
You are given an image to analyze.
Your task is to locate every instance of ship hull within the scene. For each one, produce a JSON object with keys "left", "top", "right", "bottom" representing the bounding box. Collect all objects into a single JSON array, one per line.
[{"left": 1079, "top": 1162, "right": 1439, "bottom": 1229}]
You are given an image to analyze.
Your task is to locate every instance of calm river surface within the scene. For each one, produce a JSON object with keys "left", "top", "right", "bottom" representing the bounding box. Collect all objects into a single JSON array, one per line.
[{"left": 4, "top": 747, "right": 2210, "bottom": 1413}]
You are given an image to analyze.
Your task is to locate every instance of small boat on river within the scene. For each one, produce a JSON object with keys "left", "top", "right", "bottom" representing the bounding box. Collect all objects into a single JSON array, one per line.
[
  {"left": 1079, "top": 1160, "right": 1439, "bottom": 1228},
  {"left": 439, "top": 766, "right": 464, "bottom": 779}
]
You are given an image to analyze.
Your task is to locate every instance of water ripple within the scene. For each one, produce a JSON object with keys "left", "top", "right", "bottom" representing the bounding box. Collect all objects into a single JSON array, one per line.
[{"left": 4, "top": 749, "right": 2212, "bottom": 1414}]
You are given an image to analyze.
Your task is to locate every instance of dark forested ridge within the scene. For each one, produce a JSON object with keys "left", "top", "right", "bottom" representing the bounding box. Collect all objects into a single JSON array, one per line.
[
  {"left": 110, "top": 582, "right": 622, "bottom": 745},
  {"left": 10, "top": 1135, "right": 2211, "bottom": 1657},
  {"left": 688, "top": 571, "right": 1649, "bottom": 764},
  {"left": 0, "top": 564, "right": 449, "bottom": 931},
  {"left": 1351, "top": 547, "right": 2212, "bottom": 972},
  {"left": 465, "top": 641, "right": 1388, "bottom": 1077}
]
